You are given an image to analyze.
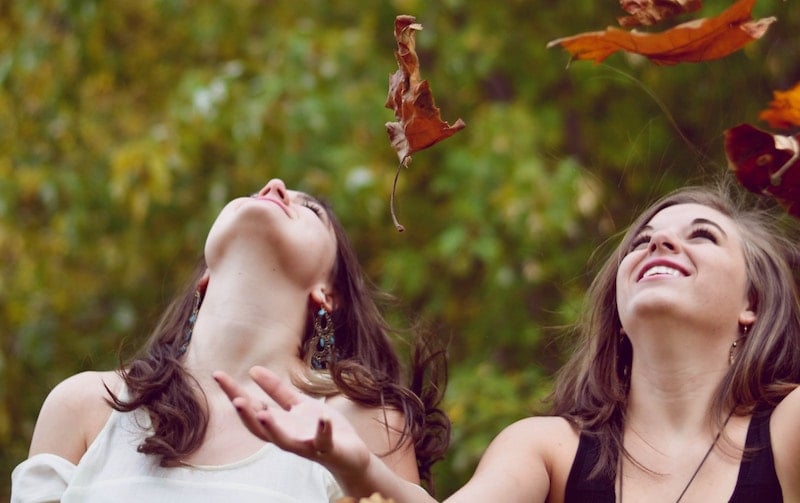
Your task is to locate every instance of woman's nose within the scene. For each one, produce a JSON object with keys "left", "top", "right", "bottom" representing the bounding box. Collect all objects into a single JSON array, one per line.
[
  {"left": 259, "top": 179, "right": 290, "bottom": 204},
  {"left": 648, "top": 229, "right": 679, "bottom": 253}
]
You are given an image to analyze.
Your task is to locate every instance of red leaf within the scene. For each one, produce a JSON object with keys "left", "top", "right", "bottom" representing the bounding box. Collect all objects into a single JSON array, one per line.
[
  {"left": 618, "top": 0, "right": 702, "bottom": 28},
  {"left": 724, "top": 123, "right": 800, "bottom": 217},
  {"left": 547, "top": 0, "right": 775, "bottom": 66}
]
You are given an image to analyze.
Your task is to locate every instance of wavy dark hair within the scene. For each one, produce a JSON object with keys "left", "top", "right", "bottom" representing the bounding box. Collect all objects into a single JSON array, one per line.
[
  {"left": 107, "top": 197, "right": 450, "bottom": 493},
  {"left": 550, "top": 183, "right": 800, "bottom": 480}
]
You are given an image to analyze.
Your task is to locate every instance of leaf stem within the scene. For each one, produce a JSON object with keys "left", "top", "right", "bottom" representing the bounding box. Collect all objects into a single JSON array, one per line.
[{"left": 390, "top": 162, "right": 405, "bottom": 232}]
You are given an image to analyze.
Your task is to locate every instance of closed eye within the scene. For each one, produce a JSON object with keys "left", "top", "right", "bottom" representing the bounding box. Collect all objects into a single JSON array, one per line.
[
  {"left": 300, "top": 198, "right": 326, "bottom": 221},
  {"left": 690, "top": 226, "right": 718, "bottom": 243},
  {"left": 629, "top": 233, "right": 651, "bottom": 252}
]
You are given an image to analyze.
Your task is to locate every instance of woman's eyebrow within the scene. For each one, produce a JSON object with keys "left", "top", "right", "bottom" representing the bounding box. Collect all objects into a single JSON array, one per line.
[{"left": 692, "top": 217, "right": 727, "bottom": 237}]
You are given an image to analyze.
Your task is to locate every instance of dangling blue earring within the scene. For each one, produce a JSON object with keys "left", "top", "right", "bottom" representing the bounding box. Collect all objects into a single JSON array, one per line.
[
  {"left": 311, "top": 307, "right": 336, "bottom": 370},
  {"left": 178, "top": 290, "right": 201, "bottom": 357}
]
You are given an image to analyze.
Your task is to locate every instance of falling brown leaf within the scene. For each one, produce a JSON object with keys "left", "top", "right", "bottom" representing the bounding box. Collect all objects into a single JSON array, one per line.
[
  {"left": 547, "top": 0, "right": 776, "bottom": 66},
  {"left": 758, "top": 81, "right": 800, "bottom": 130},
  {"left": 385, "top": 14, "right": 466, "bottom": 231},
  {"left": 385, "top": 15, "right": 466, "bottom": 165},
  {"left": 725, "top": 123, "right": 800, "bottom": 217},
  {"left": 618, "top": 0, "right": 702, "bottom": 28}
]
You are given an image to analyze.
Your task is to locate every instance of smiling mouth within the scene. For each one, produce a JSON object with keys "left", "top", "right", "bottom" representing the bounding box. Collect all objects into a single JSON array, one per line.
[{"left": 641, "top": 265, "right": 683, "bottom": 279}]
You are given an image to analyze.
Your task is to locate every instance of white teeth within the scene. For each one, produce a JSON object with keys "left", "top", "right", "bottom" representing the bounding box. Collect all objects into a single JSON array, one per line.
[{"left": 642, "top": 265, "right": 682, "bottom": 278}]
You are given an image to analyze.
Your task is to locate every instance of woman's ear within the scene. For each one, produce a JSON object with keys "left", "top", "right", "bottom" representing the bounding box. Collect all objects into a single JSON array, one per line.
[
  {"left": 738, "top": 308, "right": 756, "bottom": 328},
  {"left": 310, "top": 285, "right": 337, "bottom": 312},
  {"left": 198, "top": 269, "right": 210, "bottom": 292}
]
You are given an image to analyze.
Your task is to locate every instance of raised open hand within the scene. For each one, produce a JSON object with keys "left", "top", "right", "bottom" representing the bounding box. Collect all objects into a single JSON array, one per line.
[{"left": 213, "top": 367, "right": 371, "bottom": 479}]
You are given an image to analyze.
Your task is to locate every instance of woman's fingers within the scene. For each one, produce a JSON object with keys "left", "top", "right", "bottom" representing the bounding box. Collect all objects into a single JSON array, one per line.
[
  {"left": 212, "top": 371, "right": 274, "bottom": 442},
  {"left": 253, "top": 408, "right": 311, "bottom": 453},
  {"left": 314, "top": 415, "right": 334, "bottom": 455},
  {"left": 249, "top": 366, "right": 302, "bottom": 410},
  {"left": 213, "top": 370, "right": 247, "bottom": 402},
  {"left": 215, "top": 367, "right": 339, "bottom": 461},
  {"left": 232, "top": 396, "right": 276, "bottom": 442}
]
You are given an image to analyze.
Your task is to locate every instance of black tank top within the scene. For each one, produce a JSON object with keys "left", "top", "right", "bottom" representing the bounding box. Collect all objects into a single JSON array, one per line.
[{"left": 564, "top": 408, "right": 782, "bottom": 502}]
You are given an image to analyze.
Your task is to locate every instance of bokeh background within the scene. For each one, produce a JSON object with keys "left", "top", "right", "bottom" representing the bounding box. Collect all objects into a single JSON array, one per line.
[{"left": 2, "top": 0, "right": 798, "bottom": 499}]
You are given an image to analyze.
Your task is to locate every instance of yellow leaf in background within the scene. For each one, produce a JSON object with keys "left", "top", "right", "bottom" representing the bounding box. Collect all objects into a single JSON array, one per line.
[{"left": 759, "top": 81, "right": 800, "bottom": 129}]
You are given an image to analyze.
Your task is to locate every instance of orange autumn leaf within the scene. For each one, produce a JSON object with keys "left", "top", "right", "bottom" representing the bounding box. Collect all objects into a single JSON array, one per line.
[
  {"left": 759, "top": 81, "right": 800, "bottom": 130},
  {"left": 384, "top": 14, "right": 466, "bottom": 231},
  {"left": 725, "top": 123, "right": 800, "bottom": 217},
  {"left": 547, "top": 0, "right": 776, "bottom": 65},
  {"left": 385, "top": 15, "right": 465, "bottom": 166},
  {"left": 618, "top": 0, "right": 702, "bottom": 28}
]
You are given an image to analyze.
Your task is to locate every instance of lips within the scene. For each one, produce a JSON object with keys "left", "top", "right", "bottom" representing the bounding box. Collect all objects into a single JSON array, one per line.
[
  {"left": 255, "top": 196, "right": 291, "bottom": 216},
  {"left": 638, "top": 261, "right": 688, "bottom": 281}
]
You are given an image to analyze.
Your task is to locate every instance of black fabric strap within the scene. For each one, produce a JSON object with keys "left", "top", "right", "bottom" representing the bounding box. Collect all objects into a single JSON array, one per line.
[{"left": 563, "top": 407, "right": 783, "bottom": 503}]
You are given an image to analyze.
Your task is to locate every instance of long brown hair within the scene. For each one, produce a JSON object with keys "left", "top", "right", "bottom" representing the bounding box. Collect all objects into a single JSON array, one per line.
[
  {"left": 550, "top": 183, "right": 800, "bottom": 480},
  {"left": 107, "top": 198, "right": 449, "bottom": 492}
]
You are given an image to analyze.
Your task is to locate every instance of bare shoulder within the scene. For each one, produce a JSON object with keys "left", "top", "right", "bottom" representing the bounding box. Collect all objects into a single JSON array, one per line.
[
  {"left": 447, "top": 416, "right": 579, "bottom": 503},
  {"left": 326, "top": 394, "right": 420, "bottom": 483},
  {"left": 29, "top": 370, "right": 122, "bottom": 463},
  {"left": 771, "top": 385, "right": 800, "bottom": 500},
  {"left": 484, "top": 415, "right": 579, "bottom": 480},
  {"left": 498, "top": 414, "right": 578, "bottom": 443}
]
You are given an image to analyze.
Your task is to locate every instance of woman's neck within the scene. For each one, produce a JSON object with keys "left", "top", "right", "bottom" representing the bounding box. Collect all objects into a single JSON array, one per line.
[
  {"left": 184, "top": 268, "right": 311, "bottom": 383},
  {"left": 625, "top": 324, "right": 732, "bottom": 434}
]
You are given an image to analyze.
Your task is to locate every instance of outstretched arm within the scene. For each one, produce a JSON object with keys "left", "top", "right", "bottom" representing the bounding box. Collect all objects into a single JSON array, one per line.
[
  {"left": 213, "top": 367, "right": 435, "bottom": 502},
  {"left": 772, "top": 384, "right": 800, "bottom": 501}
]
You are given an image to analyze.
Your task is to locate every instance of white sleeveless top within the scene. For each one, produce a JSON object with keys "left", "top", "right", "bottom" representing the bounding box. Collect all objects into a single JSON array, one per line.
[{"left": 11, "top": 398, "right": 344, "bottom": 503}]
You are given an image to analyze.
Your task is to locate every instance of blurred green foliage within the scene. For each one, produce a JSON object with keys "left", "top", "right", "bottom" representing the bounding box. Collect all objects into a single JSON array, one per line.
[{"left": 1, "top": 0, "right": 798, "bottom": 499}]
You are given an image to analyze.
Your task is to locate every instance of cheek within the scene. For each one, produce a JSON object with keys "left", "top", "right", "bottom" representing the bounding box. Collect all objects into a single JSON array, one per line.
[
  {"left": 615, "top": 256, "right": 639, "bottom": 320},
  {"left": 301, "top": 227, "right": 337, "bottom": 277},
  {"left": 204, "top": 208, "right": 237, "bottom": 263},
  {"left": 720, "top": 259, "right": 750, "bottom": 306},
  {"left": 321, "top": 239, "right": 338, "bottom": 276},
  {"left": 616, "top": 257, "right": 634, "bottom": 293}
]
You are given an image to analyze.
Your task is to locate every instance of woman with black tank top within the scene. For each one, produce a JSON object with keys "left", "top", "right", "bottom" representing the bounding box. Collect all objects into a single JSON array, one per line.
[{"left": 218, "top": 184, "right": 800, "bottom": 502}]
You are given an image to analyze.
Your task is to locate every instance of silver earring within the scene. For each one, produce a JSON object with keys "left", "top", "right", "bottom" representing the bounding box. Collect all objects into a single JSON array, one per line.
[
  {"left": 178, "top": 290, "right": 201, "bottom": 356},
  {"left": 730, "top": 324, "right": 750, "bottom": 365},
  {"left": 618, "top": 330, "right": 631, "bottom": 380},
  {"left": 311, "top": 307, "right": 336, "bottom": 370}
]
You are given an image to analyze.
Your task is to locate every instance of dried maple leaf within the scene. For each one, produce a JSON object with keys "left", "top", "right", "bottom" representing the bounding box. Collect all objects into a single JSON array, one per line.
[
  {"left": 725, "top": 123, "right": 800, "bottom": 217},
  {"left": 385, "top": 15, "right": 466, "bottom": 165},
  {"left": 385, "top": 14, "right": 466, "bottom": 231},
  {"left": 618, "top": 0, "right": 702, "bottom": 28},
  {"left": 547, "top": 0, "right": 776, "bottom": 66},
  {"left": 759, "top": 81, "right": 800, "bottom": 130}
]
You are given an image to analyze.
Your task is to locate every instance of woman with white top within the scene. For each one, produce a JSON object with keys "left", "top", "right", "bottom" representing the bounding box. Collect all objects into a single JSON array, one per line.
[{"left": 11, "top": 178, "right": 449, "bottom": 502}]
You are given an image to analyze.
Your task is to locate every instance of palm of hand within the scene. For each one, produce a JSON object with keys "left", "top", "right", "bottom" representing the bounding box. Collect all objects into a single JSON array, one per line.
[{"left": 214, "top": 367, "right": 371, "bottom": 478}]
